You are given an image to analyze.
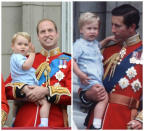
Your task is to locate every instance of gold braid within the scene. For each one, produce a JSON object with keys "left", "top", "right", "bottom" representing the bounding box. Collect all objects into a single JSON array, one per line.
[
  {"left": 103, "top": 53, "right": 119, "bottom": 80},
  {"left": 36, "top": 59, "right": 51, "bottom": 87}
]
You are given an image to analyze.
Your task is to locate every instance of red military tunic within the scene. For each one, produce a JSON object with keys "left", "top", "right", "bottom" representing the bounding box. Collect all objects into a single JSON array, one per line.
[
  {"left": 102, "top": 41, "right": 142, "bottom": 129},
  {"left": 5, "top": 47, "right": 71, "bottom": 128},
  {"left": 86, "top": 34, "right": 142, "bottom": 129},
  {"left": 1, "top": 75, "right": 9, "bottom": 127}
]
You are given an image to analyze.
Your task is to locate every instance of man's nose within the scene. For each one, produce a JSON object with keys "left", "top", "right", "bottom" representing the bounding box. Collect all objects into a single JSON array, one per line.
[
  {"left": 112, "top": 25, "right": 116, "bottom": 33},
  {"left": 45, "top": 31, "right": 50, "bottom": 36}
]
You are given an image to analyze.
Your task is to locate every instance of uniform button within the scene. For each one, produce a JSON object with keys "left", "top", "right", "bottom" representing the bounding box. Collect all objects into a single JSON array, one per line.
[{"left": 112, "top": 88, "right": 116, "bottom": 92}]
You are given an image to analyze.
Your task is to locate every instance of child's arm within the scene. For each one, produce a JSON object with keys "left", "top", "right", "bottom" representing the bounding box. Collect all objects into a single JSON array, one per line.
[
  {"left": 100, "top": 35, "right": 117, "bottom": 48},
  {"left": 22, "top": 43, "right": 35, "bottom": 70},
  {"left": 73, "top": 59, "right": 90, "bottom": 85}
]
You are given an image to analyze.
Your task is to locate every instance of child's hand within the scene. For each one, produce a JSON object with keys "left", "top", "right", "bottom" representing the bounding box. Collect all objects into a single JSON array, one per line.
[
  {"left": 29, "top": 42, "right": 35, "bottom": 53},
  {"left": 22, "top": 85, "right": 30, "bottom": 95},
  {"left": 100, "top": 35, "right": 120, "bottom": 47},
  {"left": 106, "top": 35, "right": 117, "bottom": 42},
  {"left": 79, "top": 72, "right": 91, "bottom": 85}
]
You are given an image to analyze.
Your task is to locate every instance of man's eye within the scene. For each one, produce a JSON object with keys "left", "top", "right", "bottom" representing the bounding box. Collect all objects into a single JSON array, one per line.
[
  {"left": 18, "top": 43, "right": 22, "bottom": 45},
  {"left": 48, "top": 29, "right": 53, "bottom": 32},
  {"left": 40, "top": 30, "right": 45, "bottom": 33},
  {"left": 115, "top": 24, "right": 121, "bottom": 28}
]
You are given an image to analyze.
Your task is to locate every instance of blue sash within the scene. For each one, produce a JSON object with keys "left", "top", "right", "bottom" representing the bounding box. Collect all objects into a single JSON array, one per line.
[
  {"left": 103, "top": 46, "right": 142, "bottom": 92},
  {"left": 38, "top": 54, "right": 71, "bottom": 86}
]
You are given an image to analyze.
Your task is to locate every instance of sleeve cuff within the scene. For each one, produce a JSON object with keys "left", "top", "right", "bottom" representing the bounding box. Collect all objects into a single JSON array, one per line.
[
  {"left": 46, "top": 86, "right": 70, "bottom": 104},
  {"left": 6, "top": 83, "right": 27, "bottom": 98}
]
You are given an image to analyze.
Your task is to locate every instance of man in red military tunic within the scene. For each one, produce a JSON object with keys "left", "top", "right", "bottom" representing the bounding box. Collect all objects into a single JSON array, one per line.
[
  {"left": 79, "top": 4, "right": 142, "bottom": 129},
  {"left": 1, "top": 75, "right": 9, "bottom": 127},
  {"left": 5, "top": 19, "right": 71, "bottom": 128}
]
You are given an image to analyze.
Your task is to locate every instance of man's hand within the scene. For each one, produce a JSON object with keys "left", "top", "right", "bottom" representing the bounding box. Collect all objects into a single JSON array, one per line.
[
  {"left": 26, "top": 85, "right": 49, "bottom": 102},
  {"left": 85, "top": 84, "right": 107, "bottom": 102},
  {"left": 127, "top": 120, "right": 142, "bottom": 129}
]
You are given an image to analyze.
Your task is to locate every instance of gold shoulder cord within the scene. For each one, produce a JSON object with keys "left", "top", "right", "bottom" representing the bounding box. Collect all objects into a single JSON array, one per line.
[
  {"left": 103, "top": 53, "right": 119, "bottom": 80},
  {"left": 36, "top": 57, "right": 51, "bottom": 87},
  {"left": 103, "top": 47, "right": 126, "bottom": 80}
]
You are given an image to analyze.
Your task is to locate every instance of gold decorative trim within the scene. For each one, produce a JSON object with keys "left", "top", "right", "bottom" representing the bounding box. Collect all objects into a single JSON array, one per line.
[
  {"left": 1, "top": 110, "right": 7, "bottom": 127},
  {"left": 124, "top": 33, "right": 141, "bottom": 47},
  {"left": 6, "top": 83, "right": 26, "bottom": 99},
  {"left": 35, "top": 61, "right": 51, "bottom": 88},
  {"left": 49, "top": 86, "right": 71, "bottom": 97},
  {"left": 6, "top": 82, "right": 25, "bottom": 89},
  {"left": 135, "top": 111, "right": 143, "bottom": 122},
  {"left": 40, "top": 47, "right": 61, "bottom": 57}
]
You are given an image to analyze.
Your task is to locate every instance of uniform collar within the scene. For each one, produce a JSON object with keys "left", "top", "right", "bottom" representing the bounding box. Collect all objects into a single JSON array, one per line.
[
  {"left": 123, "top": 33, "right": 141, "bottom": 47},
  {"left": 40, "top": 47, "right": 61, "bottom": 57}
]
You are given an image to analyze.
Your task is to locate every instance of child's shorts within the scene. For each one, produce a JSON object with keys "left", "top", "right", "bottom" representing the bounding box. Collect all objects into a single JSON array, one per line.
[{"left": 78, "top": 88, "right": 96, "bottom": 107}]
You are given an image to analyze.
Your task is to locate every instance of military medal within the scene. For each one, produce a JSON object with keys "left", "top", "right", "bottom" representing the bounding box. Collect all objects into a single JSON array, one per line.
[
  {"left": 55, "top": 70, "right": 65, "bottom": 81},
  {"left": 126, "top": 67, "right": 137, "bottom": 79},
  {"left": 63, "top": 60, "right": 67, "bottom": 69},
  {"left": 59, "top": 59, "right": 63, "bottom": 69},
  {"left": 59, "top": 57, "right": 68, "bottom": 69},
  {"left": 118, "top": 77, "right": 129, "bottom": 89},
  {"left": 131, "top": 79, "right": 141, "bottom": 92},
  {"left": 130, "top": 50, "right": 142, "bottom": 65}
]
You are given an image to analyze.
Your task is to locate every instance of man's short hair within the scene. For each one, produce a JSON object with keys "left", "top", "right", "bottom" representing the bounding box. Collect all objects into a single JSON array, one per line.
[
  {"left": 112, "top": 4, "right": 140, "bottom": 29},
  {"left": 78, "top": 12, "right": 100, "bottom": 30},
  {"left": 36, "top": 18, "right": 57, "bottom": 34}
]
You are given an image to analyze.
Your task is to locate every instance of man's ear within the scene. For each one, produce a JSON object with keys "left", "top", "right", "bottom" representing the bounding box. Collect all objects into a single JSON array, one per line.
[
  {"left": 130, "top": 24, "right": 136, "bottom": 31},
  {"left": 37, "top": 35, "right": 40, "bottom": 41},
  {"left": 56, "top": 32, "right": 59, "bottom": 39}
]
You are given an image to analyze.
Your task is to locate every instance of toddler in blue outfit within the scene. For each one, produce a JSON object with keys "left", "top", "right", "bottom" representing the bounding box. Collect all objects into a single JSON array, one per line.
[
  {"left": 10, "top": 32, "right": 50, "bottom": 127},
  {"left": 73, "top": 12, "right": 109, "bottom": 129}
]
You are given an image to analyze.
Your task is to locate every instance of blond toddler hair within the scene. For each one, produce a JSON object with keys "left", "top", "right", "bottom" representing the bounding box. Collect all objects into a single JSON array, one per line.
[
  {"left": 12, "top": 32, "right": 31, "bottom": 45},
  {"left": 78, "top": 12, "right": 100, "bottom": 30}
]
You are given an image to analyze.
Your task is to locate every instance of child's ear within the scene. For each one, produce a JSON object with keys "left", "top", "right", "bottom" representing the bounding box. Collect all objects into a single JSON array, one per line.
[
  {"left": 11, "top": 43, "right": 14, "bottom": 50},
  {"left": 80, "top": 29, "right": 82, "bottom": 34},
  {"left": 80, "top": 28, "right": 84, "bottom": 35}
]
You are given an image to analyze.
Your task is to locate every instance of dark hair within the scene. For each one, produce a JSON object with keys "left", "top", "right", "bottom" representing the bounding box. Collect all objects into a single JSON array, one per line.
[
  {"left": 37, "top": 18, "right": 57, "bottom": 34},
  {"left": 112, "top": 4, "right": 140, "bottom": 29}
]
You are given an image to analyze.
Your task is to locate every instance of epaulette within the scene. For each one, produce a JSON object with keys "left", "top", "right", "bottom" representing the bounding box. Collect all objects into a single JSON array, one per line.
[
  {"left": 101, "top": 42, "right": 118, "bottom": 54},
  {"left": 103, "top": 42, "right": 118, "bottom": 49},
  {"left": 36, "top": 52, "right": 41, "bottom": 55},
  {"left": 63, "top": 52, "right": 71, "bottom": 56}
]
